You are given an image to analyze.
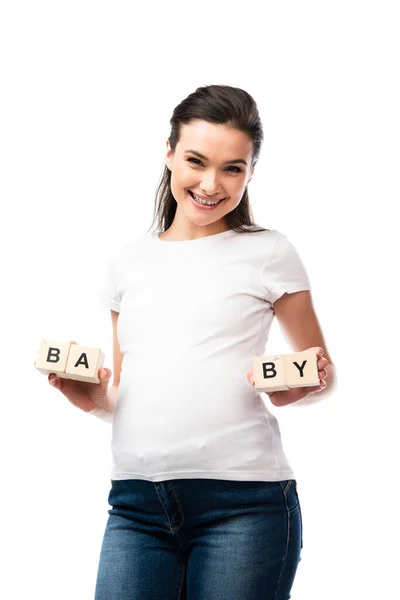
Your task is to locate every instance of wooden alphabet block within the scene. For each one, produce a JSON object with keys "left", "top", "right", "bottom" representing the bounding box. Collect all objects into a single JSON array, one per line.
[
  {"left": 35, "top": 339, "right": 71, "bottom": 379},
  {"left": 253, "top": 350, "right": 320, "bottom": 393},
  {"left": 252, "top": 354, "right": 289, "bottom": 393},
  {"left": 283, "top": 351, "right": 320, "bottom": 388},
  {"left": 35, "top": 339, "right": 105, "bottom": 384}
]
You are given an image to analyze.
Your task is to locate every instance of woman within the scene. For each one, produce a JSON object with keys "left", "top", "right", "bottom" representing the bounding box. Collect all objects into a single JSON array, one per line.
[{"left": 46, "top": 84, "right": 335, "bottom": 599}]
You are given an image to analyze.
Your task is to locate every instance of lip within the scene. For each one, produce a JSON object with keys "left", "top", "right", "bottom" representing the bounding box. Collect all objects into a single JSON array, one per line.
[
  {"left": 188, "top": 190, "right": 225, "bottom": 211},
  {"left": 190, "top": 191, "right": 225, "bottom": 202}
]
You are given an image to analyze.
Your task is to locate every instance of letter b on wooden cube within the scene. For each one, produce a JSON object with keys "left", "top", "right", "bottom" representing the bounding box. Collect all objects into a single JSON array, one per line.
[
  {"left": 35, "top": 339, "right": 71, "bottom": 379},
  {"left": 252, "top": 354, "right": 289, "bottom": 393}
]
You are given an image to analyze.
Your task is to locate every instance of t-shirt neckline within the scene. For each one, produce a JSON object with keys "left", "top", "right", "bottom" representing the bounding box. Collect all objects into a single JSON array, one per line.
[{"left": 152, "top": 229, "right": 235, "bottom": 245}]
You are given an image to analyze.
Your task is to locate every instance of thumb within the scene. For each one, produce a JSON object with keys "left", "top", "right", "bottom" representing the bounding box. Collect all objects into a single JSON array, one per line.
[
  {"left": 48, "top": 373, "right": 59, "bottom": 388},
  {"left": 307, "top": 346, "right": 324, "bottom": 357},
  {"left": 246, "top": 371, "right": 255, "bottom": 386},
  {"left": 99, "top": 367, "right": 112, "bottom": 382}
]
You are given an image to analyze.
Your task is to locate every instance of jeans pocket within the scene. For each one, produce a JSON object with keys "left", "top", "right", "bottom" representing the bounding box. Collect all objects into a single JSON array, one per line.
[
  {"left": 278, "top": 479, "right": 295, "bottom": 497},
  {"left": 278, "top": 481, "right": 303, "bottom": 549},
  {"left": 278, "top": 479, "right": 301, "bottom": 517}
]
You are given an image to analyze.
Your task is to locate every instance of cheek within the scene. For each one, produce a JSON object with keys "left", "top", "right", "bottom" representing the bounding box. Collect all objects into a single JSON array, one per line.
[
  {"left": 173, "top": 172, "right": 193, "bottom": 191},
  {"left": 224, "top": 196, "right": 242, "bottom": 212}
]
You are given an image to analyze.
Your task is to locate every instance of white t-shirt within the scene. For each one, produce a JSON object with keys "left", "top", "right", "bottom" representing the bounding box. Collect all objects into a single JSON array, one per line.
[{"left": 100, "top": 228, "right": 311, "bottom": 483}]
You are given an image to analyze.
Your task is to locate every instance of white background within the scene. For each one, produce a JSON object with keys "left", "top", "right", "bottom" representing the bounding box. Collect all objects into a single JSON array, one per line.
[{"left": 1, "top": 1, "right": 399, "bottom": 598}]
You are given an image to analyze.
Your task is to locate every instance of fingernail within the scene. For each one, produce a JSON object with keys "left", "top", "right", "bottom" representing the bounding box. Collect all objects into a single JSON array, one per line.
[{"left": 101, "top": 369, "right": 106, "bottom": 377}]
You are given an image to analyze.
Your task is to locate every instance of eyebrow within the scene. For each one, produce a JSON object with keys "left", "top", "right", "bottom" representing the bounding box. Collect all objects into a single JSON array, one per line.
[{"left": 184, "top": 149, "right": 248, "bottom": 166}]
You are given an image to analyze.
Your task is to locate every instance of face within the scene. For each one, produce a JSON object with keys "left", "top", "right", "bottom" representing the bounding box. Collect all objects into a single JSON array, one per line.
[{"left": 165, "top": 119, "right": 254, "bottom": 235}]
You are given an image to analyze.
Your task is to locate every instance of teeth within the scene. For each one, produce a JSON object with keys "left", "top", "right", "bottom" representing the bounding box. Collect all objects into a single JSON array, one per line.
[{"left": 191, "top": 192, "right": 221, "bottom": 206}]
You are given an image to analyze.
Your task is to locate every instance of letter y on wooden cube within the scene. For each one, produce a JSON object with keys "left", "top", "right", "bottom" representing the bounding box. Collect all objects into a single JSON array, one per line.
[{"left": 283, "top": 350, "right": 320, "bottom": 389}]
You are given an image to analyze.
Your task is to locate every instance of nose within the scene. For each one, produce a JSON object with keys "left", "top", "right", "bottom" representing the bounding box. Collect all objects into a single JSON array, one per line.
[{"left": 198, "top": 169, "right": 223, "bottom": 195}]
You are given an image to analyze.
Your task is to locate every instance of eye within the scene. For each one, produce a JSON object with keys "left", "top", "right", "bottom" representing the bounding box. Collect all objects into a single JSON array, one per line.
[
  {"left": 186, "top": 157, "right": 241, "bottom": 173},
  {"left": 187, "top": 157, "right": 202, "bottom": 165}
]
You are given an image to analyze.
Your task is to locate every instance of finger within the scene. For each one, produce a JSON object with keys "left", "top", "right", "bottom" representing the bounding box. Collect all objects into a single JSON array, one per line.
[
  {"left": 318, "top": 367, "right": 328, "bottom": 379},
  {"left": 310, "top": 347, "right": 324, "bottom": 357},
  {"left": 48, "top": 373, "right": 58, "bottom": 386},
  {"left": 246, "top": 373, "right": 255, "bottom": 385},
  {"left": 99, "top": 367, "right": 111, "bottom": 381}
]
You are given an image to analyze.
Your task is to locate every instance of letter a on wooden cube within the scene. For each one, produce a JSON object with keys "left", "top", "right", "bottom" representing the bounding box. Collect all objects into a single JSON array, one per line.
[
  {"left": 35, "top": 339, "right": 72, "bottom": 379},
  {"left": 283, "top": 350, "right": 320, "bottom": 389},
  {"left": 252, "top": 354, "right": 289, "bottom": 393},
  {"left": 65, "top": 344, "right": 105, "bottom": 384}
]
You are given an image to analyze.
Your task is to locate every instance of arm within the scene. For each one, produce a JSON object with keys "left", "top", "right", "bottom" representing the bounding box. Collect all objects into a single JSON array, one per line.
[
  {"left": 89, "top": 384, "right": 119, "bottom": 423},
  {"left": 90, "top": 310, "right": 124, "bottom": 422},
  {"left": 272, "top": 290, "right": 337, "bottom": 408}
]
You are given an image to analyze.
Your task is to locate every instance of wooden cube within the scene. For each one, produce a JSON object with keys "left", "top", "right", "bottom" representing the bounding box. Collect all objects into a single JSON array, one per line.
[
  {"left": 65, "top": 343, "right": 105, "bottom": 383},
  {"left": 253, "top": 354, "right": 289, "bottom": 393},
  {"left": 35, "top": 339, "right": 104, "bottom": 384},
  {"left": 35, "top": 339, "right": 71, "bottom": 380},
  {"left": 283, "top": 351, "right": 320, "bottom": 388},
  {"left": 253, "top": 350, "right": 320, "bottom": 393}
]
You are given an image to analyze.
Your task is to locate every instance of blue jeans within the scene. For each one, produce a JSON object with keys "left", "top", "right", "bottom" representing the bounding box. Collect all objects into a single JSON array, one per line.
[{"left": 94, "top": 478, "right": 303, "bottom": 600}]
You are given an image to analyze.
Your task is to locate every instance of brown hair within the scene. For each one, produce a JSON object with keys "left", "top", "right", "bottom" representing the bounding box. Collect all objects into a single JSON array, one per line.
[{"left": 147, "top": 84, "right": 268, "bottom": 235}]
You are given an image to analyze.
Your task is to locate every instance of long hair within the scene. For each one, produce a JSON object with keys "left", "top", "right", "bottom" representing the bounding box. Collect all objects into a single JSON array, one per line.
[{"left": 147, "top": 84, "right": 268, "bottom": 235}]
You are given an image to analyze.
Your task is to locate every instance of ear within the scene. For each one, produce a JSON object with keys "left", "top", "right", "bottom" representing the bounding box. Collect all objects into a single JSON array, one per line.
[{"left": 165, "top": 139, "right": 173, "bottom": 171}]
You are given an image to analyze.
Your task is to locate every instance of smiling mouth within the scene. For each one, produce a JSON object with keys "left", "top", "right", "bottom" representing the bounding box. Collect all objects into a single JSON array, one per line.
[{"left": 188, "top": 190, "right": 226, "bottom": 205}]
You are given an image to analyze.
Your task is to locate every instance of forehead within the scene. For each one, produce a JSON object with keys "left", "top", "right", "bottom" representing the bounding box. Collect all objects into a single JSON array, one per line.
[{"left": 179, "top": 120, "right": 252, "bottom": 156}]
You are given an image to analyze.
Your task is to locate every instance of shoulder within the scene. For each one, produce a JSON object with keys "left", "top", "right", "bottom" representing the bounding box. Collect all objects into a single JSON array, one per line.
[
  {"left": 246, "top": 228, "right": 289, "bottom": 250},
  {"left": 233, "top": 228, "right": 281, "bottom": 253},
  {"left": 265, "top": 230, "right": 308, "bottom": 261}
]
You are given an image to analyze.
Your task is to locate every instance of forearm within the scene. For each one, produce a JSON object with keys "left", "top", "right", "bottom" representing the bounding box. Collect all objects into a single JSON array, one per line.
[{"left": 88, "top": 384, "right": 118, "bottom": 423}]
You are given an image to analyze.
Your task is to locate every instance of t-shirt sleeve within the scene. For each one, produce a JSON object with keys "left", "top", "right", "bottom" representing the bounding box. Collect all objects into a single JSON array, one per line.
[
  {"left": 259, "top": 232, "right": 312, "bottom": 305},
  {"left": 100, "top": 250, "right": 123, "bottom": 313}
]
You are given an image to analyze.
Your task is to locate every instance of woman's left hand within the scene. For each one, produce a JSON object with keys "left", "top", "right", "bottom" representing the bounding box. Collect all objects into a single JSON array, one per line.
[{"left": 246, "top": 347, "right": 329, "bottom": 406}]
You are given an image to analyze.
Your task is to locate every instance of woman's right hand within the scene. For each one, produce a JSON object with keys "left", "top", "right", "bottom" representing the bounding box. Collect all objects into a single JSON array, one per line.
[{"left": 34, "top": 341, "right": 113, "bottom": 413}]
